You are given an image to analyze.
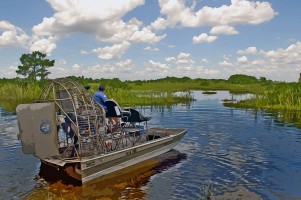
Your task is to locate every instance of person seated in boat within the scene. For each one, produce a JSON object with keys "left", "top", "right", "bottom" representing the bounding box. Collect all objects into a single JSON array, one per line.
[
  {"left": 93, "top": 85, "right": 121, "bottom": 133},
  {"left": 61, "top": 113, "right": 78, "bottom": 157},
  {"left": 107, "top": 117, "right": 122, "bottom": 133},
  {"left": 93, "top": 85, "right": 108, "bottom": 111}
]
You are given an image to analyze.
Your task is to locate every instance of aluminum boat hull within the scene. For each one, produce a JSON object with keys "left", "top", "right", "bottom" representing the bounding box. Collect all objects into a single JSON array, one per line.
[{"left": 39, "top": 128, "right": 186, "bottom": 184}]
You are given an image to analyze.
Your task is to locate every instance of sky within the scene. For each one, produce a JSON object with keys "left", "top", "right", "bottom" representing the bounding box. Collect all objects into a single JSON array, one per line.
[{"left": 0, "top": 0, "right": 301, "bottom": 82}]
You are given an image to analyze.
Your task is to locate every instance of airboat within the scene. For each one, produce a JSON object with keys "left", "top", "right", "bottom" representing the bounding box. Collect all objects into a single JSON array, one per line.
[{"left": 16, "top": 78, "right": 186, "bottom": 184}]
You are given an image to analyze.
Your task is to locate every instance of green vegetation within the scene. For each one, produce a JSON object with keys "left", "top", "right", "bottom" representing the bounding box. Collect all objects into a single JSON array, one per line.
[
  {"left": 230, "top": 82, "right": 301, "bottom": 110},
  {"left": 199, "top": 182, "right": 212, "bottom": 200},
  {"left": 228, "top": 74, "right": 262, "bottom": 84},
  {"left": 0, "top": 76, "right": 195, "bottom": 112},
  {"left": 1, "top": 73, "right": 301, "bottom": 113},
  {"left": 128, "top": 76, "right": 266, "bottom": 94},
  {"left": 0, "top": 79, "right": 43, "bottom": 111}
]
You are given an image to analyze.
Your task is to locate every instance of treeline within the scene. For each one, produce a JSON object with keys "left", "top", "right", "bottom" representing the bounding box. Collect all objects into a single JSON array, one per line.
[
  {"left": 0, "top": 74, "right": 272, "bottom": 89},
  {"left": 67, "top": 76, "right": 131, "bottom": 90},
  {"left": 128, "top": 74, "right": 271, "bottom": 85}
]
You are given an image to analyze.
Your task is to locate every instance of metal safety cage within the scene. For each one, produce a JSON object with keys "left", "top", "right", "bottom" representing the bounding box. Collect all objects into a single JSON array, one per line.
[{"left": 35, "top": 78, "right": 107, "bottom": 159}]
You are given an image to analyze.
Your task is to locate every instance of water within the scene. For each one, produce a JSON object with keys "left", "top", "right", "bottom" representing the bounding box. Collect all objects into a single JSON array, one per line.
[{"left": 1, "top": 91, "right": 301, "bottom": 199}]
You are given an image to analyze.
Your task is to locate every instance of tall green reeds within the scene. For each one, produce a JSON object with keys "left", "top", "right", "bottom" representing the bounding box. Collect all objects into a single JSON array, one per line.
[
  {"left": 0, "top": 83, "right": 42, "bottom": 101},
  {"left": 0, "top": 81, "right": 194, "bottom": 112},
  {"left": 89, "top": 84, "right": 194, "bottom": 107},
  {"left": 235, "top": 83, "right": 301, "bottom": 110},
  {"left": 0, "top": 83, "right": 43, "bottom": 112}
]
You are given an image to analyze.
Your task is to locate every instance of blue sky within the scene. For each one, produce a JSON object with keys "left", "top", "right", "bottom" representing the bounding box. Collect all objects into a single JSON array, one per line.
[{"left": 1, "top": 0, "right": 301, "bottom": 82}]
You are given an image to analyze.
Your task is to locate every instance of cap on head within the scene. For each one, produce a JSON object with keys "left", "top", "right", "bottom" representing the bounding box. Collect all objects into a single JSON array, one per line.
[{"left": 99, "top": 85, "right": 105, "bottom": 91}]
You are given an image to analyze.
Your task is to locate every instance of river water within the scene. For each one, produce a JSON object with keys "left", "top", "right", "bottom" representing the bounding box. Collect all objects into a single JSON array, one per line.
[{"left": 1, "top": 91, "right": 301, "bottom": 200}]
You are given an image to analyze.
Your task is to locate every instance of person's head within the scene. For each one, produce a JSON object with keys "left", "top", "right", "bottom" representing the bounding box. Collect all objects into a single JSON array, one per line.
[
  {"left": 84, "top": 85, "right": 91, "bottom": 90},
  {"left": 99, "top": 85, "right": 105, "bottom": 91}
]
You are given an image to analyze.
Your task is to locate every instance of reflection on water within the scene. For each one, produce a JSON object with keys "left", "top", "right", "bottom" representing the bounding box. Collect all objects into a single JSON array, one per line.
[
  {"left": 0, "top": 108, "right": 40, "bottom": 200},
  {"left": 1, "top": 91, "right": 301, "bottom": 199},
  {"left": 24, "top": 150, "right": 186, "bottom": 199},
  {"left": 258, "top": 109, "right": 301, "bottom": 129},
  {"left": 193, "top": 90, "right": 253, "bottom": 102}
]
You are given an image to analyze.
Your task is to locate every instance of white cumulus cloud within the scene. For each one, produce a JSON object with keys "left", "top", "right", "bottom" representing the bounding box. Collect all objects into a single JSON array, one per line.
[
  {"left": 0, "top": 65, "right": 18, "bottom": 78},
  {"left": 219, "top": 60, "right": 234, "bottom": 67},
  {"left": 92, "top": 41, "right": 131, "bottom": 59},
  {"left": 146, "top": 60, "right": 170, "bottom": 72},
  {"left": 210, "top": 25, "right": 239, "bottom": 35},
  {"left": 157, "top": 0, "right": 276, "bottom": 28},
  {"left": 30, "top": 0, "right": 165, "bottom": 56},
  {"left": 88, "top": 64, "right": 115, "bottom": 74},
  {"left": 237, "top": 56, "right": 248, "bottom": 63},
  {"left": 193, "top": 33, "right": 217, "bottom": 44},
  {"left": 201, "top": 58, "right": 209, "bottom": 63},
  {"left": 237, "top": 46, "right": 258, "bottom": 54},
  {"left": 29, "top": 36, "right": 57, "bottom": 55},
  {"left": 144, "top": 46, "right": 159, "bottom": 51},
  {"left": 116, "top": 59, "right": 134, "bottom": 73},
  {"left": 72, "top": 64, "right": 81, "bottom": 71},
  {"left": 0, "top": 21, "right": 29, "bottom": 48},
  {"left": 220, "top": 41, "right": 301, "bottom": 81},
  {"left": 166, "top": 52, "right": 194, "bottom": 65}
]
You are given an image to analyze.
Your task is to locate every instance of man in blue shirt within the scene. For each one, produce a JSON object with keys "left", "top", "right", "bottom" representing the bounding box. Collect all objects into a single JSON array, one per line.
[{"left": 93, "top": 85, "right": 108, "bottom": 110}]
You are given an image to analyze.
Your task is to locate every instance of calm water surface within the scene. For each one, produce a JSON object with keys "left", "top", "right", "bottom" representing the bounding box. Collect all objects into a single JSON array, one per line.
[{"left": 1, "top": 91, "right": 301, "bottom": 200}]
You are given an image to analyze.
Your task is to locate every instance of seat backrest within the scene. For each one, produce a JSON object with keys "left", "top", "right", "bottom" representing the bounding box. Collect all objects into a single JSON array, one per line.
[
  {"left": 61, "top": 113, "right": 76, "bottom": 136},
  {"left": 123, "top": 108, "right": 151, "bottom": 123},
  {"left": 105, "top": 100, "right": 122, "bottom": 117}
]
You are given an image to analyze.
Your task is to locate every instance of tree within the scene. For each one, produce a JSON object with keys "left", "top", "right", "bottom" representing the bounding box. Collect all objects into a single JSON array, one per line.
[
  {"left": 227, "top": 74, "right": 258, "bottom": 84},
  {"left": 16, "top": 51, "right": 55, "bottom": 81}
]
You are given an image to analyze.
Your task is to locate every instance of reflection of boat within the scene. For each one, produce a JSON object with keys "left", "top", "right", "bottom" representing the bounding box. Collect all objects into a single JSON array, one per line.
[
  {"left": 16, "top": 78, "right": 186, "bottom": 184},
  {"left": 23, "top": 150, "right": 186, "bottom": 199}
]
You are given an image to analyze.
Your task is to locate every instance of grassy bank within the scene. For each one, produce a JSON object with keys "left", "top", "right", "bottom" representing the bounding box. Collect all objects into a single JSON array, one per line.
[{"left": 227, "top": 82, "right": 301, "bottom": 111}]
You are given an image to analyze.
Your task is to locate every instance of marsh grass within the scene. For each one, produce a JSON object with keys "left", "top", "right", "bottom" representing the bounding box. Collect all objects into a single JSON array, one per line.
[
  {"left": 0, "top": 83, "right": 42, "bottom": 101},
  {"left": 0, "top": 83, "right": 43, "bottom": 112},
  {"left": 129, "top": 81, "right": 265, "bottom": 95},
  {"left": 0, "top": 77, "right": 300, "bottom": 113},
  {"left": 0, "top": 82, "right": 194, "bottom": 111},
  {"left": 233, "top": 83, "right": 301, "bottom": 111},
  {"left": 89, "top": 84, "right": 194, "bottom": 107}
]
